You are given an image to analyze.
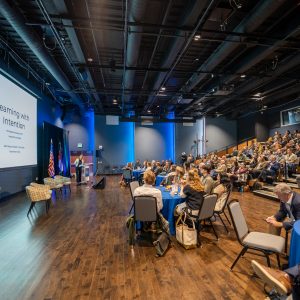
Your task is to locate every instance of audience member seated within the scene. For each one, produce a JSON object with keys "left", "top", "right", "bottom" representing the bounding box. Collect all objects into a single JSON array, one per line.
[
  {"left": 134, "top": 159, "right": 142, "bottom": 169},
  {"left": 249, "top": 155, "right": 268, "bottom": 179},
  {"left": 133, "top": 170, "right": 163, "bottom": 211},
  {"left": 161, "top": 165, "right": 176, "bottom": 186},
  {"left": 154, "top": 161, "right": 163, "bottom": 176},
  {"left": 200, "top": 165, "right": 215, "bottom": 194},
  {"left": 175, "top": 169, "right": 205, "bottom": 216},
  {"left": 259, "top": 155, "right": 280, "bottom": 182},
  {"left": 119, "top": 162, "right": 133, "bottom": 187},
  {"left": 213, "top": 174, "right": 231, "bottom": 212},
  {"left": 162, "top": 161, "right": 171, "bottom": 174},
  {"left": 266, "top": 183, "right": 300, "bottom": 231},
  {"left": 285, "top": 148, "right": 298, "bottom": 176}
]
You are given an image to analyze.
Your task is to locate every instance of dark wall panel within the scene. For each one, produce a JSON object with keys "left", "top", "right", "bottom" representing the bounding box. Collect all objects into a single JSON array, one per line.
[
  {"left": 135, "top": 122, "right": 175, "bottom": 162},
  {"left": 94, "top": 116, "right": 134, "bottom": 168}
]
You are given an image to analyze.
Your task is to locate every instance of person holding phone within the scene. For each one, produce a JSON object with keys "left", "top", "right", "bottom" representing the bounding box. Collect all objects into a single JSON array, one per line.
[
  {"left": 74, "top": 154, "right": 84, "bottom": 185},
  {"left": 266, "top": 183, "right": 300, "bottom": 231}
]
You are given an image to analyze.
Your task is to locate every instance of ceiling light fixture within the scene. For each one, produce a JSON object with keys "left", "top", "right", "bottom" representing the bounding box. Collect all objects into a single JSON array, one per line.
[
  {"left": 211, "top": 73, "right": 214, "bottom": 78},
  {"left": 161, "top": 87, "right": 166, "bottom": 91},
  {"left": 147, "top": 110, "right": 151, "bottom": 113},
  {"left": 240, "top": 74, "right": 246, "bottom": 78},
  {"left": 254, "top": 93, "right": 261, "bottom": 97},
  {"left": 194, "top": 35, "right": 201, "bottom": 41},
  {"left": 87, "top": 57, "right": 93, "bottom": 62}
]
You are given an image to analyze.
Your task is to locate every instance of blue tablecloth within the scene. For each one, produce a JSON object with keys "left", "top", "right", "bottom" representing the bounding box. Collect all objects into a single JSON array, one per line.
[
  {"left": 132, "top": 169, "right": 144, "bottom": 180},
  {"left": 157, "top": 186, "right": 185, "bottom": 235},
  {"left": 156, "top": 175, "right": 166, "bottom": 186},
  {"left": 289, "top": 220, "right": 300, "bottom": 268}
]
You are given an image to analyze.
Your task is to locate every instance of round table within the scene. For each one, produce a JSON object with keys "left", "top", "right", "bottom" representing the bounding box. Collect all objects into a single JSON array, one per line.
[
  {"left": 156, "top": 175, "right": 166, "bottom": 186},
  {"left": 132, "top": 169, "right": 144, "bottom": 180},
  {"left": 289, "top": 220, "right": 300, "bottom": 268},
  {"left": 157, "top": 186, "right": 185, "bottom": 235}
]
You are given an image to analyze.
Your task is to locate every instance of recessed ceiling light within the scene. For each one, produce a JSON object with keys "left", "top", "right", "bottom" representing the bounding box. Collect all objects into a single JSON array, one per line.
[
  {"left": 161, "top": 87, "right": 166, "bottom": 91},
  {"left": 195, "top": 58, "right": 199, "bottom": 61},
  {"left": 147, "top": 110, "right": 151, "bottom": 113},
  {"left": 87, "top": 57, "right": 93, "bottom": 62},
  {"left": 198, "top": 102, "right": 202, "bottom": 106},
  {"left": 254, "top": 93, "right": 261, "bottom": 97},
  {"left": 45, "top": 82, "right": 50, "bottom": 86},
  {"left": 157, "top": 105, "right": 160, "bottom": 108},
  {"left": 194, "top": 35, "right": 201, "bottom": 41},
  {"left": 240, "top": 74, "right": 246, "bottom": 78},
  {"left": 211, "top": 73, "right": 214, "bottom": 78}
]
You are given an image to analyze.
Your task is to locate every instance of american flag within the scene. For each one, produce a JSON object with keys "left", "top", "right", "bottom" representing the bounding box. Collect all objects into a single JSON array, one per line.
[
  {"left": 48, "top": 139, "right": 55, "bottom": 177},
  {"left": 58, "top": 142, "right": 63, "bottom": 175}
]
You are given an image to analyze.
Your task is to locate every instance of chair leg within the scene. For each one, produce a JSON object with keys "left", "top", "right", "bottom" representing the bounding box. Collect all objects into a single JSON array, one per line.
[
  {"left": 224, "top": 211, "right": 231, "bottom": 225},
  {"left": 209, "top": 220, "right": 218, "bottom": 240},
  {"left": 218, "top": 214, "right": 229, "bottom": 233},
  {"left": 276, "top": 253, "right": 281, "bottom": 269},
  {"left": 27, "top": 202, "right": 35, "bottom": 216},
  {"left": 128, "top": 203, "right": 134, "bottom": 214},
  {"left": 231, "top": 247, "right": 248, "bottom": 270},
  {"left": 285, "top": 230, "right": 289, "bottom": 254},
  {"left": 265, "top": 253, "right": 271, "bottom": 267}
]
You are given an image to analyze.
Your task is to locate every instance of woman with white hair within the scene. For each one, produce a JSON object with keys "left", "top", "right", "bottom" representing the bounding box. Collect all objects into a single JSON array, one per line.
[{"left": 266, "top": 183, "right": 300, "bottom": 231}]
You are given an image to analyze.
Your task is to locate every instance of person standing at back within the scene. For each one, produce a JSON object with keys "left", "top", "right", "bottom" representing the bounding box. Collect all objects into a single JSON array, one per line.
[{"left": 74, "top": 154, "right": 84, "bottom": 185}]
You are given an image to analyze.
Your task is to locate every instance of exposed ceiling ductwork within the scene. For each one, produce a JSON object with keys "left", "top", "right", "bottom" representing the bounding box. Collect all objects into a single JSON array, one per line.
[
  {"left": 181, "top": 0, "right": 287, "bottom": 94},
  {"left": 124, "top": 0, "right": 148, "bottom": 92},
  {"left": 144, "top": 0, "right": 214, "bottom": 109},
  {"left": 0, "top": 0, "right": 84, "bottom": 110}
]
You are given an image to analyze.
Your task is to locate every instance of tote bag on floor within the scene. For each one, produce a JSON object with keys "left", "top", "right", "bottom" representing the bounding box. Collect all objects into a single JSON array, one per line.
[{"left": 176, "top": 212, "right": 197, "bottom": 249}]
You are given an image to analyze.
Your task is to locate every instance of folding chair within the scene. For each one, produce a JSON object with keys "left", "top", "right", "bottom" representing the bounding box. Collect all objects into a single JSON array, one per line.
[{"left": 227, "top": 199, "right": 285, "bottom": 271}]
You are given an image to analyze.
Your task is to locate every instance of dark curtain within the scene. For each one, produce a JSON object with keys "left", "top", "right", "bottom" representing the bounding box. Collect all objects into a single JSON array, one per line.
[{"left": 42, "top": 122, "right": 70, "bottom": 179}]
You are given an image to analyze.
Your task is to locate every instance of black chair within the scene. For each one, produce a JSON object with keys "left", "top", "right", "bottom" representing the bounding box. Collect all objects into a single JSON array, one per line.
[
  {"left": 123, "top": 169, "right": 133, "bottom": 185},
  {"left": 227, "top": 199, "right": 285, "bottom": 271},
  {"left": 133, "top": 196, "right": 158, "bottom": 245},
  {"left": 188, "top": 194, "right": 218, "bottom": 246},
  {"left": 128, "top": 181, "right": 139, "bottom": 214},
  {"left": 213, "top": 184, "right": 232, "bottom": 233}
]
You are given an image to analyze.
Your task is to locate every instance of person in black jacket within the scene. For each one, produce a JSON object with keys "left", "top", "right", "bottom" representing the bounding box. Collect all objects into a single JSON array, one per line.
[
  {"left": 175, "top": 169, "right": 205, "bottom": 216},
  {"left": 266, "top": 183, "right": 300, "bottom": 231}
]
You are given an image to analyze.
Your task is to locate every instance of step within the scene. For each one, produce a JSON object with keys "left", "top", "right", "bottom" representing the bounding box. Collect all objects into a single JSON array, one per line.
[
  {"left": 262, "top": 185, "right": 274, "bottom": 192},
  {"left": 253, "top": 190, "right": 279, "bottom": 201},
  {"left": 274, "top": 182, "right": 300, "bottom": 189}
]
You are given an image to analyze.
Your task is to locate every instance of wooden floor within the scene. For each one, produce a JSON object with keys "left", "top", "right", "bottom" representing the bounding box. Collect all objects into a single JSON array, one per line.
[{"left": 0, "top": 176, "right": 287, "bottom": 300}]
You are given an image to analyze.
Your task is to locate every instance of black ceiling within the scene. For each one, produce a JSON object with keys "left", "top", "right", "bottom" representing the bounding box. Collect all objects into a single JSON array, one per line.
[{"left": 0, "top": 0, "right": 299, "bottom": 119}]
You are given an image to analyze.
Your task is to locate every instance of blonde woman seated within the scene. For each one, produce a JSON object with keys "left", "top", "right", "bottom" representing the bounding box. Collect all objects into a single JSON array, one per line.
[
  {"left": 175, "top": 170, "right": 205, "bottom": 217},
  {"left": 213, "top": 173, "right": 230, "bottom": 212},
  {"left": 133, "top": 170, "right": 163, "bottom": 211}
]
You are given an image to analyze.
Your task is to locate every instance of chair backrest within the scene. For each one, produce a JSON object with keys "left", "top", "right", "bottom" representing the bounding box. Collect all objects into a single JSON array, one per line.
[
  {"left": 227, "top": 199, "right": 249, "bottom": 244},
  {"left": 123, "top": 169, "right": 132, "bottom": 180},
  {"left": 198, "top": 194, "right": 218, "bottom": 220},
  {"left": 134, "top": 196, "right": 157, "bottom": 222},
  {"left": 129, "top": 181, "right": 139, "bottom": 200},
  {"left": 216, "top": 184, "right": 232, "bottom": 213}
]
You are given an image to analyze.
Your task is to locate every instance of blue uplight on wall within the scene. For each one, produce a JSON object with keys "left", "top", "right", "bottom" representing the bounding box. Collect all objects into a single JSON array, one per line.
[{"left": 84, "top": 109, "right": 95, "bottom": 152}]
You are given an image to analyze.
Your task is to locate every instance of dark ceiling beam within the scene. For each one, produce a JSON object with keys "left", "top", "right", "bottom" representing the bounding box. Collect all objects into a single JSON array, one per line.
[
  {"left": 0, "top": 0, "right": 84, "bottom": 109},
  {"left": 180, "top": 0, "right": 288, "bottom": 96},
  {"left": 24, "top": 20, "right": 300, "bottom": 51},
  {"left": 123, "top": 0, "right": 148, "bottom": 107},
  {"left": 144, "top": 0, "right": 218, "bottom": 112},
  {"left": 201, "top": 19, "right": 300, "bottom": 115},
  {"left": 50, "top": 0, "right": 103, "bottom": 112}
]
